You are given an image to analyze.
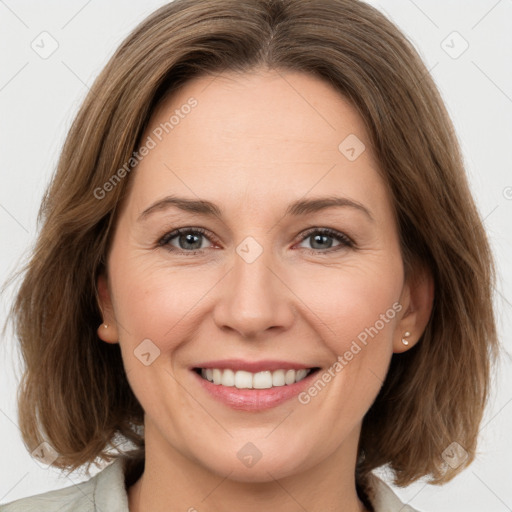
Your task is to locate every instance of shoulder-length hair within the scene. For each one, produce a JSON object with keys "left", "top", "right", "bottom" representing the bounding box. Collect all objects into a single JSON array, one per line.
[{"left": 6, "top": 0, "right": 497, "bottom": 487}]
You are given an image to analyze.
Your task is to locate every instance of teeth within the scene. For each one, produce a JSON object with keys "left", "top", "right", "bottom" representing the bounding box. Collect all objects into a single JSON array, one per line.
[
  {"left": 212, "top": 368, "right": 222, "bottom": 385},
  {"left": 253, "top": 371, "right": 272, "bottom": 389},
  {"left": 296, "top": 369, "right": 308, "bottom": 381},
  {"left": 272, "top": 369, "right": 286, "bottom": 387},
  {"left": 200, "top": 368, "right": 312, "bottom": 388},
  {"left": 221, "top": 369, "right": 235, "bottom": 387},
  {"left": 235, "top": 370, "right": 253, "bottom": 389},
  {"left": 285, "top": 369, "right": 296, "bottom": 385}
]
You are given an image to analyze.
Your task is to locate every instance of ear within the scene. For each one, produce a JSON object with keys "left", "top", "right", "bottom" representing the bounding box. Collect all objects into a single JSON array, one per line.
[
  {"left": 96, "top": 273, "right": 119, "bottom": 344},
  {"left": 393, "top": 262, "right": 434, "bottom": 353}
]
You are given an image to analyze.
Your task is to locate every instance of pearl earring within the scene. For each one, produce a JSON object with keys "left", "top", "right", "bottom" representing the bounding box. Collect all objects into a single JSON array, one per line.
[
  {"left": 402, "top": 331, "right": 411, "bottom": 345},
  {"left": 103, "top": 324, "right": 108, "bottom": 329}
]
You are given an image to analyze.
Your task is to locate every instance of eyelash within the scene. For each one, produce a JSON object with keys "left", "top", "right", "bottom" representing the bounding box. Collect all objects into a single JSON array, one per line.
[{"left": 157, "top": 227, "right": 355, "bottom": 256}]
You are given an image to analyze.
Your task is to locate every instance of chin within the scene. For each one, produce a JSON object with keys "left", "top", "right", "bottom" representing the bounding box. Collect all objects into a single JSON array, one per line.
[{"left": 192, "top": 441, "right": 317, "bottom": 483}]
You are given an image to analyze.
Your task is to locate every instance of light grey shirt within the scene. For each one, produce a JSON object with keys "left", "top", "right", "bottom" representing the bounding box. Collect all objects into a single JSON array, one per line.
[{"left": 0, "top": 457, "right": 419, "bottom": 511}]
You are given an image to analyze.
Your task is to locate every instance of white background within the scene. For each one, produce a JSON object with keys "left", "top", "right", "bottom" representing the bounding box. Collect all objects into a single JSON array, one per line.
[{"left": 0, "top": 1, "right": 511, "bottom": 510}]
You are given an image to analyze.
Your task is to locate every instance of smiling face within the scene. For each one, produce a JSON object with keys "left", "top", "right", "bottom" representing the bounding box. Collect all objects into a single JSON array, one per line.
[{"left": 97, "top": 68, "right": 421, "bottom": 483}]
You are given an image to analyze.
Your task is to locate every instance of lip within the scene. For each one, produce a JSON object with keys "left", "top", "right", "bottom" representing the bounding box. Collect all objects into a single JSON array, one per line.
[
  {"left": 191, "top": 363, "right": 321, "bottom": 411},
  {"left": 191, "top": 359, "right": 314, "bottom": 373}
]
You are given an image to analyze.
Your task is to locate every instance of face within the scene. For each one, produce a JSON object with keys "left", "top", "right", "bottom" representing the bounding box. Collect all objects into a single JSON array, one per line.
[{"left": 98, "top": 68, "right": 416, "bottom": 482}]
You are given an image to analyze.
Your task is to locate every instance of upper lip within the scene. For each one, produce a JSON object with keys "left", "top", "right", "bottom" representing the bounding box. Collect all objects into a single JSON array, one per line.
[{"left": 192, "top": 359, "right": 316, "bottom": 373}]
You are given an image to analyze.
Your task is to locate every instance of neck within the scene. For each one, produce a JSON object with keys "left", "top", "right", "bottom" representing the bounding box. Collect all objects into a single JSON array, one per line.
[{"left": 128, "top": 419, "right": 368, "bottom": 512}]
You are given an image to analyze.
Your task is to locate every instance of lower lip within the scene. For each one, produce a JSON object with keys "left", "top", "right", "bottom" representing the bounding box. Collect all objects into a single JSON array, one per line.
[{"left": 192, "top": 370, "right": 319, "bottom": 411}]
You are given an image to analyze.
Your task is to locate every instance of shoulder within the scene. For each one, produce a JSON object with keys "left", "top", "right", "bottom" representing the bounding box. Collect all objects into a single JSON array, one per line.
[
  {"left": 0, "top": 458, "right": 129, "bottom": 512},
  {"left": 367, "top": 472, "right": 421, "bottom": 512}
]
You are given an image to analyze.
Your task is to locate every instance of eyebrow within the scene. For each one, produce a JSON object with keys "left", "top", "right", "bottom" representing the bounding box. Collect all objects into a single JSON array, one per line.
[{"left": 138, "top": 195, "right": 374, "bottom": 222}]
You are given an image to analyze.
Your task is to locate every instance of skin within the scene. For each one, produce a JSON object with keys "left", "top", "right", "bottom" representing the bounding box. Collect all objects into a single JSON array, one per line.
[{"left": 97, "top": 68, "right": 433, "bottom": 512}]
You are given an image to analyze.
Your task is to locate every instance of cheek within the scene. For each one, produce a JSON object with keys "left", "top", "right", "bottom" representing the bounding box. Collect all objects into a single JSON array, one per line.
[
  {"left": 109, "top": 253, "right": 222, "bottom": 354},
  {"left": 291, "top": 263, "right": 402, "bottom": 431},
  {"left": 300, "top": 256, "right": 400, "bottom": 325},
  {"left": 333, "top": 275, "right": 400, "bottom": 353},
  {"left": 289, "top": 255, "right": 403, "bottom": 374},
  {"left": 108, "top": 258, "right": 212, "bottom": 419}
]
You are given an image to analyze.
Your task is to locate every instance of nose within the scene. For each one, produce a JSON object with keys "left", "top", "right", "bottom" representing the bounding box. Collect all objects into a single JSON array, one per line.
[{"left": 212, "top": 242, "right": 296, "bottom": 339}]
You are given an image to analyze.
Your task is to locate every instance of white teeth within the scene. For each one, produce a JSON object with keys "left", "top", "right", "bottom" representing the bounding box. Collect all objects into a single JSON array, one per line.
[
  {"left": 296, "top": 369, "right": 308, "bottom": 381},
  {"left": 221, "top": 369, "right": 235, "bottom": 387},
  {"left": 235, "top": 370, "right": 253, "bottom": 389},
  {"left": 285, "top": 369, "right": 296, "bottom": 385},
  {"left": 212, "top": 368, "right": 222, "bottom": 385},
  {"left": 272, "top": 369, "right": 286, "bottom": 387},
  {"left": 199, "top": 368, "right": 312, "bottom": 388},
  {"left": 253, "top": 371, "right": 272, "bottom": 389}
]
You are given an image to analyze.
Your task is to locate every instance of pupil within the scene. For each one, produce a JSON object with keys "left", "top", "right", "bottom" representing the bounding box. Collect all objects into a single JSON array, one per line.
[
  {"left": 181, "top": 233, "right": 201, "bottom": 250},
  {"left": 312, "top": 234, "right": 332, "bottom": 249}
]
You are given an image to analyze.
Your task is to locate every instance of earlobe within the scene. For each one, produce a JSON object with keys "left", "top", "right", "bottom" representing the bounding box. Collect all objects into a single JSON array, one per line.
[
  {"left": 97, "top": 322, "right": 119, "bottom": 344},
  {"left": 393, "top": 263, "right": 434, "bottom": 353},
  {"left": 96, "top": 273, "right": 119, "bottom": 344}
]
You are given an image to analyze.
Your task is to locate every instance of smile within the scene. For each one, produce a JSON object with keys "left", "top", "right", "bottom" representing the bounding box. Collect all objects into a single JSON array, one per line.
[
  {"left": 192, "top": 362, "right": 322, "bottom": 411},
  {"left": 197, "top": 368, "right": 316, "bottom": 389}
]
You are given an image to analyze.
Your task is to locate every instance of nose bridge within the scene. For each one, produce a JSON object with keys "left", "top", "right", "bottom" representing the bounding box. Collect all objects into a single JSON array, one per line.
[{"left": 213, "top": 235, "right": 295, "bottom": 337}]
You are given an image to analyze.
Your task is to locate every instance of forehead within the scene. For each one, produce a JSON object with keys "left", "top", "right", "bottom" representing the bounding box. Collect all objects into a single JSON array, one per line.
[
  {"left": 146, "top": 68, "right": 370, "bottom": 162},
  {"left": 124, "top": 69, "right": 389, "bottom": 220}
]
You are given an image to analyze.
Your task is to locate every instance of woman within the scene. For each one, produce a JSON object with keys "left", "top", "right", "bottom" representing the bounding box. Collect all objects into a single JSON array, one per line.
[{"left": 1, "top": 0, "right": 498, "bottom": 511}]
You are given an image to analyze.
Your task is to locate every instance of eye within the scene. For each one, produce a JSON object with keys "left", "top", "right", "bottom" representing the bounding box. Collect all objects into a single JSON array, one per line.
[
  {"left": 157, "top": 226, "right": 354, "bottom": 256},
  {"left": 158, "top": 227, "right": 215, "bottom": 254},
  {"left": 296, "top": 228, "right": 354, "bottom": 253}
]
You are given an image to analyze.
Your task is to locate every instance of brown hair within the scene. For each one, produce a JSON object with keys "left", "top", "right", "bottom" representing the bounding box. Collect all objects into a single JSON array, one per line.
[{"left": 5, "top": 0, "right": 498, "bottom": 488}]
